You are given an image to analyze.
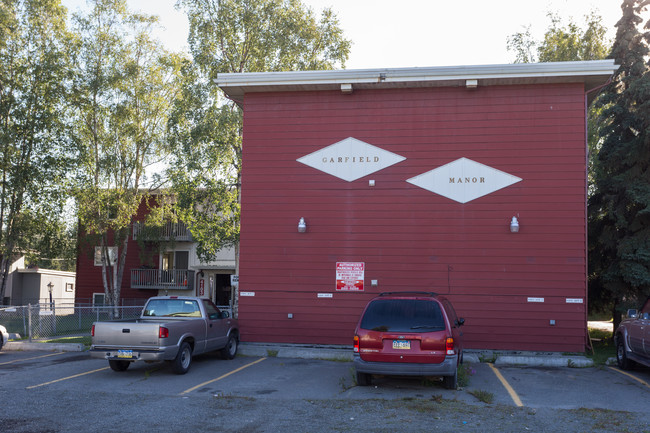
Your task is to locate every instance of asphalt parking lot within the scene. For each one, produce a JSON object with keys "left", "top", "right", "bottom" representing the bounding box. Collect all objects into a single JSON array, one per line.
[{"left": 1, "top": 348, "right": 649, "bottom": 432}]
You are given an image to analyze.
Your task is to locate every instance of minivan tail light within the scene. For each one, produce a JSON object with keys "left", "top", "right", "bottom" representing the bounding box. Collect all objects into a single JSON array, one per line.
[
  {"left": 159, "top": 327, "right": 169, "bottom": 339},
  {"left": 446, "top": 337, "right": 455, "bottom": 355},
  {"left": 91, "top": 324, "right": 95, "bottom": 337},
  {"left": 353, "top": 335, "right": 360, "bottom": 353}
]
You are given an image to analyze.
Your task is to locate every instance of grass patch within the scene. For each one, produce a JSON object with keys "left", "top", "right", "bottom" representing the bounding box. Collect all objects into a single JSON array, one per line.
[
  {"left": 458, "top": 363, "right": 476, "bottom": 387},
  {"left": 469, "top": 389, "right": 494, "bottom": 404},
  {"left": 588, "top": 327, "right": 615, "bottom": 366},
  {"left": 266, "top": 349, "right": 278, "bottom": 357},
  {"left": 39, "top": 335, "right": 91, "bottom": 347}
]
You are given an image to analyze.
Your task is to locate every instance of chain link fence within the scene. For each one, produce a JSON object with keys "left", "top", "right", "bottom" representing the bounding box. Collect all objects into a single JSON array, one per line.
[{"left": 0, "top": 304, "right": 143, "bottom": 341}]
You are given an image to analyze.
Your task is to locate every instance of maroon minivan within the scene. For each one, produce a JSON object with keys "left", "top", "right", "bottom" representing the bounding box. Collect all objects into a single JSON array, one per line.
[{"left": 353, "top": 292, "right": 464, "bottom": 389}]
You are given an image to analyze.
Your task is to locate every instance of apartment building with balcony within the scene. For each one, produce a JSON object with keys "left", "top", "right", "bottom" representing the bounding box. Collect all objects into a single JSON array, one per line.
[{"left": 75, "top": 198, "right": 236, "bottom": 309}]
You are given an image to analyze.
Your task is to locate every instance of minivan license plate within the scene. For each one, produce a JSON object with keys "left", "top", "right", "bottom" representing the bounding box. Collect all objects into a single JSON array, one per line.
[
  {"left": 393, "top": 340, "right": 410, "bottom": 350},
  {"left": 117, "top": 350, "right": 133, "bottom": 359}
]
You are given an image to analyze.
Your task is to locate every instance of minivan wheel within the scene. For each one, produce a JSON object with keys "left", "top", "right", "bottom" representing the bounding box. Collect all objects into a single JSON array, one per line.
[
  {"left": 356, "top": 371, "right": 372, "bottom": 386},
  {"left": 443, "top": 368, "right": 458, "bottom": 390}
]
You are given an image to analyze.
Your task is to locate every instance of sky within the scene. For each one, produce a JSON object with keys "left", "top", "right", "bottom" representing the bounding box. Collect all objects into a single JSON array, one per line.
[{"left": 61, "top": 0, "right": 632, "bottom": 69}]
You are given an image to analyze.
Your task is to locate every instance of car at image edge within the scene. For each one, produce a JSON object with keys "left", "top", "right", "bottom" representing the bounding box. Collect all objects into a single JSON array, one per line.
[
  {"left": 615, "top": 297, "right": 650, "bottom": 370},
  {"left": 353, "top": 291, "right": 465, "bottom": 389},
  {"left": 0, "top": 324, "right": 8, "bottom": 351}
]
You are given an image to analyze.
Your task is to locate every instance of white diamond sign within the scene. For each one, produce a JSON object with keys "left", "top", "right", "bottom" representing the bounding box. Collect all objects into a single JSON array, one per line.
[
  {"left": 406, "top": 157, "right": 522, "bottom": 203},
  {"left": 297, "top": 137, "right": 406, "bottom": 182}
]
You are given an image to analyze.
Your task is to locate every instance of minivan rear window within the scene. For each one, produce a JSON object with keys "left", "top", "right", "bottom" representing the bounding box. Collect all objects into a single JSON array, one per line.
[{"left": 360, "top": 299, "right": 445, "bottom": 332}]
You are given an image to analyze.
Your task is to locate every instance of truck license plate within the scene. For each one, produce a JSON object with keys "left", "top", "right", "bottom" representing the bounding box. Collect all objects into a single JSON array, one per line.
[
  {"left": 117, "top": 350, "right": 133, "bottom": 359},
  {"left": 393, "top": 340, "right": 410, "bottom": 350}
]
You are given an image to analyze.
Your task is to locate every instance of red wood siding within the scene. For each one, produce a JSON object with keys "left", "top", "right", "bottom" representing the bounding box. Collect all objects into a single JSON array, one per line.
[
  {"left": 75, "top": 199, "right": 158, "bottom": 304},
  {"left": 238, "top": 83, "right": 588, "bottom": 352}
]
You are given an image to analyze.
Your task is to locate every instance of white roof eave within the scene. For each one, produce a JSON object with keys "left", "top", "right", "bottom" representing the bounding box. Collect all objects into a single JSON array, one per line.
[{"left": 216, "top": 60, "right": 618, "bottom": 103}]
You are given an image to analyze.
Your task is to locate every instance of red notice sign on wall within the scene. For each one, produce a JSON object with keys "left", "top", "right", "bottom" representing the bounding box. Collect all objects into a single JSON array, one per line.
[{"left": 336, "top": 262, "right": 365, "bottom": 292}]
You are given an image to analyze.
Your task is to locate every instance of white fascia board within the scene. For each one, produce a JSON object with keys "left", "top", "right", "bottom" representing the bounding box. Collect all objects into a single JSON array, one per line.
[{"left": 216, "top": 60, "right": 618, "bottom": 101}]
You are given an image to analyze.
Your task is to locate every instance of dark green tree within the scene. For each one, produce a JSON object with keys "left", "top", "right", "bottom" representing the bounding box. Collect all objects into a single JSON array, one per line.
[
  {"left": 0, "top": 0, "right": 74, "bottom": 303},
  {"left": 589, "top": 0, "right": 650, "bottom": 330}
]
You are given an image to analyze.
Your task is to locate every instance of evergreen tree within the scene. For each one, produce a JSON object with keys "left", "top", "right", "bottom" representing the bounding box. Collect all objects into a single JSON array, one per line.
[{"left": 588, "top": 0, "right": 650, "bottom": 329}]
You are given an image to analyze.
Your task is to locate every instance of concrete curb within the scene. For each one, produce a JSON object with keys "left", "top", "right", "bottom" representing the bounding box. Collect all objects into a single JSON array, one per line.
[
  {"left": 239, "top": 343, "right": 593, "bottom": 367},
  {"left": 239, "top": 342, "right": 352, "bottom": 361},
  {"left": 4, "top": 341, "right": 85, "bottom": 352},
  {"left": 463, "top": 350, "right": 594, "bottom": 367},
  {"left": 1, "top": 340, "right": 596, "bottom": 366},
  {"left": 494, "top": 355, "right": 593, "bottom": 367}
]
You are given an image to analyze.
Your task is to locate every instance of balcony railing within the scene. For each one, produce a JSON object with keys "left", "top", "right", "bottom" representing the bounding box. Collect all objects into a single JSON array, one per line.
[
  {"left": 133, "top": 221, "right": 192, "bottom": 242},
  {"left": 131, "top": 269, "right": 195, "bottom": 291}
]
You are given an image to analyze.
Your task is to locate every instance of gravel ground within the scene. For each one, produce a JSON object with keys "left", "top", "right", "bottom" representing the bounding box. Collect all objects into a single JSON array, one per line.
[{"left": 1, "top": 388, "right": 647, "bottom": 433}]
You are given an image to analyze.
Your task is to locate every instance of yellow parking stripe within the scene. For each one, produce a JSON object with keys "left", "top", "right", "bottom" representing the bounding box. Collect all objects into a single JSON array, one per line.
[
  {"left": 488, "top": 363, "right": 524, "bottom": 407},
  {"left": 179, "top": 357, "right": 266, "bottom": 395},
  {"left": 0, "top": 352, "right": 65, "bottom": 365},
  {"left": 26, "top": 367, "right": 110, "bottom": 389},
  {"left": 608, "top": 366, "right": 650, "bottom": 389}
]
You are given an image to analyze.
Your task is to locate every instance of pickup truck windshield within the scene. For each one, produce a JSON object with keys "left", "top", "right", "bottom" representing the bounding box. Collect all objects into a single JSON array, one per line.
[{"left": 143, "top": 299, "right": 201, "bottom": 317}]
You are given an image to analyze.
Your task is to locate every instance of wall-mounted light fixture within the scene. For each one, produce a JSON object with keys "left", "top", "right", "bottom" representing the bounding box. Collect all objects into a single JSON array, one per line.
[
  {"left": 510, "top": 216, "right": 520, "bottom": 233},
  {"left": 341, "top": 83, "right": 353, "bottom": 94},
  {"left": 298, "top": 217, "right": 307, "bottom": 233}
]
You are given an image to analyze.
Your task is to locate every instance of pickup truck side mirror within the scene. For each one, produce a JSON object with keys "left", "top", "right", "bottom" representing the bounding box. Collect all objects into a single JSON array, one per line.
[
  {"left": 455, "top": 318, "right": 465, "bottom": 327},
  {"left": 627, "top": 309, "right": 638, "bottom": 319},
  {"left": 220, "top": 311, "right": 230, "bottom": 319}
]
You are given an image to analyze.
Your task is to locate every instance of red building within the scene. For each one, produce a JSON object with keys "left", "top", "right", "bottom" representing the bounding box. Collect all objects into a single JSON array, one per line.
[
  {"left": 217, "top": 60, "right": 617, "bottom": 352},
  {"left": 75, "top": 197, "right": 237, "bottom": 308}
]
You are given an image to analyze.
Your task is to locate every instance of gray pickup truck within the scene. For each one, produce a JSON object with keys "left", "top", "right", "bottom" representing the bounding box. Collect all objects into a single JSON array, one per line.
[
  {"left": 90, "top": 296, "right": 239, "bottom": 374},
  {"left": 615, "top": 297, "right": 650, "bottom": 370}
]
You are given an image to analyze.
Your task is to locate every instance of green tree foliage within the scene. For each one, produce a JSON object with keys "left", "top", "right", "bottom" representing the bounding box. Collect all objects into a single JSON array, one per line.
[
  {"left": 507, "top": 11, "right": 611, "bottom": 189},
  {"left": 508, "top": 11, "right": 610, "bottom": 63},
  {"left": 588, "top": 0, "right": 650, "bottom": 329},
  {"left": 0, "top": 0, "right": 74, "bottom": 303},
  {"left": 169, "top": 0, "right": 351, "bottom": 266},
  {"left": 72, "top": 0, "right": 183, "bottom": 310}
]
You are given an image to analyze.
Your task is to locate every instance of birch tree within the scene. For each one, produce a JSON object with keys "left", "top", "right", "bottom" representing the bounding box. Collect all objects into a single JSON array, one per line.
[
  {"left": 0, "top": 0, "right": 73, "bottom": 303},
  {"left": 72, "top": 0, "right": 182, "bottom": 312},
  {"left": 170, "top": 0, "right": 351, "bottom": 316}
]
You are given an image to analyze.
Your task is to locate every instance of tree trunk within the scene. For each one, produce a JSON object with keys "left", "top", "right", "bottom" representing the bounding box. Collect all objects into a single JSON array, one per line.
[
  {"left": 113, "top": 229, "right": 130, "bottom": 319},
  {"left": 0, "top": 256, "right": 9, "bottom": 305},
  {"left": 612, "top": 303, "right": 622, "bottom": 336}
]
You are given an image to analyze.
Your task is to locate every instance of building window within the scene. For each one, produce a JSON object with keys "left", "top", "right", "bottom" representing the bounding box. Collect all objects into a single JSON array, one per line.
[
  {"left": 65, "top": 283, "right": 74, "bottom": 292},
  {"left": 94, "top": 246, "right": 118, "bottom": 266},
  {"left": 93, "top": 293, "right": 106, "bottom": 311}
]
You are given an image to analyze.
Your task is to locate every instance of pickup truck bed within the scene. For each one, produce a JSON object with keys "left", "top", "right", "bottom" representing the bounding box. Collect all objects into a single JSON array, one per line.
[{"left": 90, "top": 296, "right": 239, "bottom": 374}]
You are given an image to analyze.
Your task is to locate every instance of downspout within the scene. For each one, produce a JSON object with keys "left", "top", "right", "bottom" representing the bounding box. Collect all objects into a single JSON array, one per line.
[{"left": 583, "top": 77, "right": 612, "bottom": 351}]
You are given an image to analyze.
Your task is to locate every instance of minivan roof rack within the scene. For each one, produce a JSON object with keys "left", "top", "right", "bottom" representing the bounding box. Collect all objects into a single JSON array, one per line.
[{"left": 378, "top": 291, "right": 438, "bottom": 297}]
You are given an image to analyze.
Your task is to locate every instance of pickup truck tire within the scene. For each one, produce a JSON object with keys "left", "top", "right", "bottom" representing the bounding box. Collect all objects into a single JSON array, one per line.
[
  {"left": 108, "top": 360, "right": 130, "bottom": 372},
  {"left": 171, "top": 341, "right": 192, "bottom": 374},
  {"left": 616, "top": 337, "right": 633, "bottom": 370},
  {"left": 220, "top": 335, "right": 238, "bottom": 360}
]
